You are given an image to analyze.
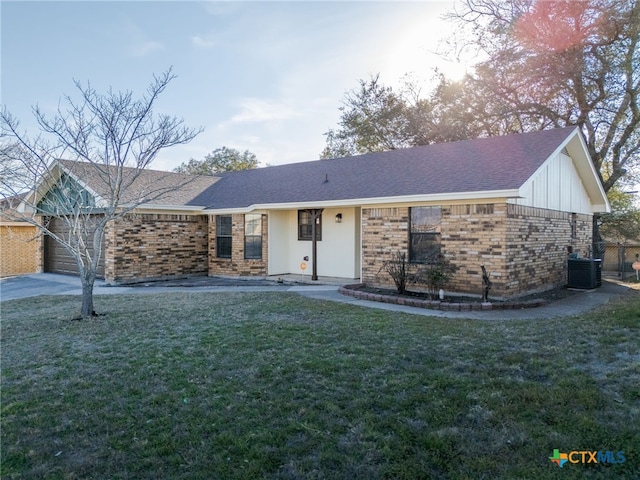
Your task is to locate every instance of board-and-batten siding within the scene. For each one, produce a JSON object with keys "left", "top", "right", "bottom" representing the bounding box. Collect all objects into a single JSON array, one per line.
[{"left": 511, "top": 151, "right": 592, "bottom": 214}]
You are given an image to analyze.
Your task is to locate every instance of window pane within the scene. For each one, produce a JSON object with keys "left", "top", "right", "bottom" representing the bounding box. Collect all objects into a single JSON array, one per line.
[
  {"left": 411, "top": 206, "right": 441, "bottom": 233},
  {"left": 299, "top": 224, "right": 312, "bottom": 240},
  {"left": 216, "top": 215, "right": 232, "bottom": 236},
  {"left": 298, "top": 210, "right": 321, "bottom": 241},
  {"left": 244, "top": 236, "right": 262, "bottom": 259},
  {"left": 410, "top": 233, "right": 441, "bottom": 263},
  {"left": 245, "top": 214, "right": 262, "bottom": 236},
  {"left": 410, "top": 207, "right": 441, "bottom": 263},
  {"left": 217, "top": 236, "right": 232, "bottom": 258},
  {"left": 299, "top": 210, "right": 310, "bottom": 225}
]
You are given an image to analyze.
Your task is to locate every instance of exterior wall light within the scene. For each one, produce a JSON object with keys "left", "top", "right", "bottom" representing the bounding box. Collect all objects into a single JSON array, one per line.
[{"left": 335, "top": 213, "right": 342, "bottom": 223}]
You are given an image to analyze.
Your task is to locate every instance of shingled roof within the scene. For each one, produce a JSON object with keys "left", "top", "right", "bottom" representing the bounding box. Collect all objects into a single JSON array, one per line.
[
  {"left": 57, "top": 160, "right": 219, "bottom": 207},
  {"left": 190, "top": 127, "right": 580, "bottom": 210}
]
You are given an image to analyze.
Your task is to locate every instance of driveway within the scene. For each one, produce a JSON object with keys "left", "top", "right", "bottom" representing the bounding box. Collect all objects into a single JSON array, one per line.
[
  {"left": 1, "top": 272, "right": 635, "bottom": 320},
  {"left": 0, "top": 273, "right": 297, "bottom": 302}
]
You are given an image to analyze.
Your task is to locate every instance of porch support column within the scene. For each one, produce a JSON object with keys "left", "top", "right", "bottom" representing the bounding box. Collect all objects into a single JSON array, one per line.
[{"left": 306, "top": 208, "right": 323, "bottom": 281}]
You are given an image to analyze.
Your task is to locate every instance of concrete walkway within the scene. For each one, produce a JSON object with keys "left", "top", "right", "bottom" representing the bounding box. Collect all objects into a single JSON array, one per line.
[{"left": 0, "top": 272, "right": 635, "bottom": 320}]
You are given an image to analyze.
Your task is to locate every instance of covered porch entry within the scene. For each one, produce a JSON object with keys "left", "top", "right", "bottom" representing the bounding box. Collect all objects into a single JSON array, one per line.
[{"left": 267, "top": 206, "right": 361, "bottom": 281}]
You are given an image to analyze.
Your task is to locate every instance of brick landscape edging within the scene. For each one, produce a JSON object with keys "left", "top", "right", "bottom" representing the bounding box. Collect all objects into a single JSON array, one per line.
[{"left": 338, "top": 284, "right": 547, "bottom": 311}]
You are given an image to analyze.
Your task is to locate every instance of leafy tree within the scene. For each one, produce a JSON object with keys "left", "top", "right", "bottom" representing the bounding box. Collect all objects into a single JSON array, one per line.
[
  {"left": 451, "top": 0, "right": 640, "bottom": 192},
  {"left": 322, "top": 1, "right": 639, "bottom": 257},
  {"left": 322, "top": 0, "right": 639, "bottom": 193},
  {"left": 0, "top": 69, "right": 201, "bottom": 319},
  {"left": 320, "top": 75, "right": 413, "bottom": 159},
  {"left": 600, "top": 187, "right": 640, "bottom": 242},
  {"left": 174, "top": 147, "right": 258, "bottom": 175},
  {"left": 320, "top": 72, "right": 535, "bottom": 160},
  {"left": 451, "top": 0, "right": 640, "bottom": 258}
]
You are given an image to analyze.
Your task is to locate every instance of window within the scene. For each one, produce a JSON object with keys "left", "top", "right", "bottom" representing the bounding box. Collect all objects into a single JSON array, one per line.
[
  {"left": 244, "top": 214, "right": 262, "bottom": 259},
  {"left": 410, "top": 206, "right": 441, "bottom": 263},
  {"left": 298, "top": 210, "right": 322, "bottom": 241},
  {"left": 476, "top": 204, "right": 494, "bottom": 215},
  {"left": 37, "top": 174, "right": 95, "bottom": 215},
  {"left": 216, "top": 215, "right": 232, "bottom": 258}
]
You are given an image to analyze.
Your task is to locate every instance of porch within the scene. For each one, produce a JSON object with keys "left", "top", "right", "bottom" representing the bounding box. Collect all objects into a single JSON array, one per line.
[
  {"left": 267, "top": 207, "right": 361, "bottom": 280},
  {"left": 270, "top": 274, "right": 359, "bottom": 286}
]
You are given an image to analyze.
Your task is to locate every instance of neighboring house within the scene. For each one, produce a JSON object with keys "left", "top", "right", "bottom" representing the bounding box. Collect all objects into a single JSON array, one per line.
[
  {"left": 603, "top": 241, "right": 640, "bottom": 274},
  {"left": 22, "top": 127, "right": 610, "bottom": 299},
  {"left": 1, "top": 194, "right": 41, "bottom": 277}
]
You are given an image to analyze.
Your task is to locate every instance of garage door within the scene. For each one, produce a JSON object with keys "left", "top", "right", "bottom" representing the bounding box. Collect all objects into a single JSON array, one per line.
[{"left": 44, "top": 217, "right": 105, "bottom": 278}]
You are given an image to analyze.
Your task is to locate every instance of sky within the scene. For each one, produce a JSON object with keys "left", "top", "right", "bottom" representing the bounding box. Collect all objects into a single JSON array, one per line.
[{"left": 1, "top": 0, "right": 466, "bottom": 172}]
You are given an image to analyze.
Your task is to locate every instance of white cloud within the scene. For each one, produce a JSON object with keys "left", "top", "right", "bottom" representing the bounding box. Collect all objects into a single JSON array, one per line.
[
  {"left": 229, "top": 98, "right": 302, "bottom": 124},
  {"left": 131, "top": 40, "right": 163, "bottom": 57},
  {"left": 202, "top": 1, "right": 240, "bottom": 17},
  {"left": 190, "top": 35, "right": 216, "bottom": 48}
]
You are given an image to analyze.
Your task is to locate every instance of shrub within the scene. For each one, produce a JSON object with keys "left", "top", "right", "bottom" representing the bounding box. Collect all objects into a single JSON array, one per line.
[
  {"left": 380, "top": 251, "right": 409, "bottom": 294},
  {"left": 414, "top": 254, "right": 457, "bottom": 300}
]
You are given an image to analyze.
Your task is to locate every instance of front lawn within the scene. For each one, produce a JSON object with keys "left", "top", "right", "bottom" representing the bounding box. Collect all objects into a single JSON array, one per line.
[{"left": 2, "top": 291, "right": 639, "bottom": 479}]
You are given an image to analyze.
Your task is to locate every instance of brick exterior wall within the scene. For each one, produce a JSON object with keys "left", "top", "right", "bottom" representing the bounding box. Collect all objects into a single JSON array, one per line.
[
  {"left": 105, "top": 214, "right": 208, "bottom": 283},
  {"left": 504, "top": 205, "right": 592, "bottom": 297},
  {"left": 362, "top": 203, "right": 593, "bottom": 299},
  {"left": 0, "top": 223, "right": 41, "bottom": 277},
  {"left": 361, "top": 207, "right": 409, "bottom": 286},
  {"left": 208, "top": 214, "right": 268, "bottom": 277},
  {"left": 441, "top": 204, "right": 508, "bottom": 297}
]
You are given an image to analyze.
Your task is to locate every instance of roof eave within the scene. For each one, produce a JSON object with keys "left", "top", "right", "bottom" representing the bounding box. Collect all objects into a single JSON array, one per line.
[
  {"left": 121, "top": 203, "right": 208, "bottom": 212},
  {"left": 203, "top": 189, "right": 522, "bottom": 214},
  {"left": 564, "top": 129, "right": 611, "bottom": 212}
]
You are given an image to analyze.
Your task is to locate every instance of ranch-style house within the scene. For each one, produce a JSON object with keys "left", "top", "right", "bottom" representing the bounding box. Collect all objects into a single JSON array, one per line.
[{"left": 23, "top": 127, "right": 610, "bottom": 299}]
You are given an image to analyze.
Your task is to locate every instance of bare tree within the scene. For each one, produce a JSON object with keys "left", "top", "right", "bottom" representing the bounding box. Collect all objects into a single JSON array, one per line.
[{"left": 0, "top": 68, "right": 202, "bottom": 318}]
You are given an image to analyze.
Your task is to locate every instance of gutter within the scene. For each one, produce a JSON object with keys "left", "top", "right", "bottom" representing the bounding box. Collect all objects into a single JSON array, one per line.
[{"left": 202, "top": 189, "right": 522, "bottom": 214}]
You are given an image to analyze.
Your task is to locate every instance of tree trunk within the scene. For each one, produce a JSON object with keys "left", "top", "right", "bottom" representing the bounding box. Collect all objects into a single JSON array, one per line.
[
  {"left": 79, "top": 271, "right": 96, "bottom": 318},
  {"left": 80, "top": 280, "right": 95, "bottom": 318},
  {"left": 592, "top": 215, "right": 606, "bottom": 261}
]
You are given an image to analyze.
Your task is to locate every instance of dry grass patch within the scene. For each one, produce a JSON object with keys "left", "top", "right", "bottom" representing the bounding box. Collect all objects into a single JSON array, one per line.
[{"left": 2, "top": 290, "right": 639, "bottom": 479}]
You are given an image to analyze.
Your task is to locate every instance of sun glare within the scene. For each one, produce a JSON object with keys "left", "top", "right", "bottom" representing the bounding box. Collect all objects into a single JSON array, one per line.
[{"left": 380, "top": 7, "right": 475, "bottom": 89}]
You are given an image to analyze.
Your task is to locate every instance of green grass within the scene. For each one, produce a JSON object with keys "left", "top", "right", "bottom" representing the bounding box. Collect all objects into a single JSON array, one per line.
[{"left": 2, "top": 290, "right": 639, "bottom": 479}]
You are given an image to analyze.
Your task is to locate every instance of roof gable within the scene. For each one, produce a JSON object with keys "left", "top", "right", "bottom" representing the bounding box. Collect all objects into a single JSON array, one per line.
[
  {"left": 191, "top": 127, "right": 583, "bottom": 210},
  {"left": 517, "top": 128, "right": 610, "bottom": 213},
  {"left": 55, "top": 160, "right": 220, "bottom": 208}
]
